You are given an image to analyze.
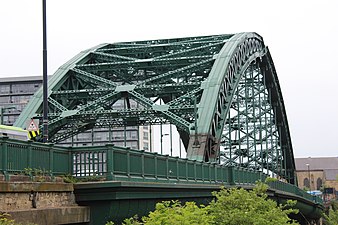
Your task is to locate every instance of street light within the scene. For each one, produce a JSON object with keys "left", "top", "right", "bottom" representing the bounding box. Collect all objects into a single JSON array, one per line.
[
  {"left": 306, "top": 163, "right": 311, "bottom": 191},
  {"left": 42, "top": 0, "right": 49, "bottom": 143},
  {"left": 0, "top": 106, "right": 15, "bottom": 125}
]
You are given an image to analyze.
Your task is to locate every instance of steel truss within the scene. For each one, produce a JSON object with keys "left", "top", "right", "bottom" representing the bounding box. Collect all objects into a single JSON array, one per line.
[
  {"left": 221, "top": 62, "right": 284, "bottom": 178},
  {"left": 14, "top": 33, "right": 296, "bottom": 184}
]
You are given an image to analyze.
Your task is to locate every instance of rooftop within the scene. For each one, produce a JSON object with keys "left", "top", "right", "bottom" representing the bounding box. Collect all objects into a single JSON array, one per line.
[
  {"left": 295, "top": 157, "right": 338, "bottom": 171},
  {"left": 0, "top": 76, "right": 43, "bottom": 83}
]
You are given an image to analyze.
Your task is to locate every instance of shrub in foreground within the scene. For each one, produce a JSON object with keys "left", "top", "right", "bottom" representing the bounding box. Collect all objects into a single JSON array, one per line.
[{"left": 107, "top": 182, "right": 299, "bottom": 225}]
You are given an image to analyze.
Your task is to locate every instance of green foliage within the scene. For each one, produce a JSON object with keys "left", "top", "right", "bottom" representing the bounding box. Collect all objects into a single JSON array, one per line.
[
  {"left": 208, "top": 183, "right": 299, "bottom": 225},
  {"left": 324, "top": 201, "right": 338, "bottom": 225},
  {"left": 265, "top": 177, "right": 278, "bottom": 183},
  {"left": 107, "top": 182, "right": 299, "bottom": 225},
  {"left": 80, "top": 175, "right": 104, "bottom": 182},
  {"left": 61, "top": 174, "right": 79, "bottom": 183},
  {"left": 303, "top": 186, "right": 310, "bottom": 191},
  {"left": 140, "top": 201, "right": 213, "bottom": 225},
  {"left": 324, "top": 209, "right": 338, "bottom": 225},
  {"left": 23, "top": 167, "right": 33, "bottom": 176},
  {"left": 0, "top": 212, "right": 37, "bottom": 225},
  {"left": 23, "top": 167, "right": 50, "bottom": 177},
  {"left": 122, "top": 215, "right": 142, "bottom": 225},
  {"left": 23, "top": 167, "right": 52, "bottom": 182},
  {"left": 0, "top": 212, "right": 14, "bottom": 225},
  {"left": 331, "top": 201, "right": 338, "bottom": 211},
  {"left": 61, "top": 174, "right": 104, "bottom": 183}
]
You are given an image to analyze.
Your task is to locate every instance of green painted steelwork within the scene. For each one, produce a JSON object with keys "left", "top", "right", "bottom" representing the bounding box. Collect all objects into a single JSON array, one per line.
[
  {"left": 0, "top": 137, "right": 322, "bottom": 206},
  {"left": 0, "top": 137, "right": 70, "bottom": 178},
  {"left": 14, "top": 33, "right": 295, "bottom": 184},
  {"left": 74, "top": 181, "right": 324, "bottom": 225},
  {"left": 0, "top": 137, "right": 323, "bottom": 224}
]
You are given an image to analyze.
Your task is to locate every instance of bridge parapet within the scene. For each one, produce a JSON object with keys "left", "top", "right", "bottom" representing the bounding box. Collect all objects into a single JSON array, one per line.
[{"left": 0, "top": 137, "right": 323, "bottom": 206}]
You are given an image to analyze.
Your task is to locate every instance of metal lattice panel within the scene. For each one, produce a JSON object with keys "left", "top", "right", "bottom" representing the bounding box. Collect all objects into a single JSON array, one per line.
[{"left": 14, "top": 33, "right": 296, "bottom": 183}]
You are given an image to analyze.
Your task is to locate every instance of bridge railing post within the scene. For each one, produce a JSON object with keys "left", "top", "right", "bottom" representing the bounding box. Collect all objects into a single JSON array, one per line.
[
  {"left": 154, "top": 153, "right": 158, "bottom": 180},
  {"left": 106, "top": 144, "right": 115, "bottom": 181},
  {"left": 165, "top": 155, "right": 169, "bottom": 180},
  {"left": 126, "top": 148, "right": 130, "bottom": 179},
  {"left": 0, "top": 137, "right": 9, "bottom": 180},
  {"left": 176, "top": 156, "right": 179, "bottom": 181},
  {"left": 228, "top": 166, "right": 235, "bottom": 185},
  {"left": 48, "top": 143, "right": 54, "bottom": 177},
  {"left": 27, "top": 140, "right": 33, "bottom": 169},
  {"left": 141, "top": 150, "right": 145, "bottom": 179},
  {"left": 68, "top": 146, "right": 73, "bottom": 175}
]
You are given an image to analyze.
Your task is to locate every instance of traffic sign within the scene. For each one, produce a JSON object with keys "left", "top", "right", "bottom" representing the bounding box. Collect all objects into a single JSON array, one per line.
[{"left": 27, "top": 119, "right": 38, "bottom": 131}]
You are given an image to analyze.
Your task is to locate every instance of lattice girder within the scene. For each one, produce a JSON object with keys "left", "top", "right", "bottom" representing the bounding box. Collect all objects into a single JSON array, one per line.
[{"left": 14, "top": 33, "right": 296, "bottom": 183}]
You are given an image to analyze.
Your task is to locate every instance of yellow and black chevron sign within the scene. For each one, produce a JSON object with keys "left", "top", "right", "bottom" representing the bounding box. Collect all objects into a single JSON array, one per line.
[{"left": 28, "top": 130, "right": 40, "bottom": 140}]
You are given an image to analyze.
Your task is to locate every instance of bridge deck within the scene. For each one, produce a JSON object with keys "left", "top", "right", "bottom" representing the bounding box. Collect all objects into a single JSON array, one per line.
[{"left": 0, "top": 137, "right": 323, "bottom": 216}]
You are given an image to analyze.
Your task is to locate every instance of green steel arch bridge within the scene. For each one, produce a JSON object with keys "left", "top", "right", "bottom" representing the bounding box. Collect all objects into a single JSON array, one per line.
[{"left": 12, "top": 33, "right": 322, "bottom": 224}]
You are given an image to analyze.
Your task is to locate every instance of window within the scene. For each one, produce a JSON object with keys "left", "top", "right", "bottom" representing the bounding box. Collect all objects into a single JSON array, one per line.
[
  {"left": 143, "top": 142, "right": 149, "bottom": 150},
  {"left": 143, "top": 131, "right": 148, "bottom": 140},
  {"left": 303, "top": 178, "right": 310, "bottom": 188},
  {"left": 11, "top": 83, "right": 40, "bottom": 93},
  {"left": 0, "top": 96, "right": 10, "bottom": 103},
  {"left": 113, "top": 131, "right": 124, "bottom": 140},
  {"left": 127, "top": 130, "right": 137, "bottom": 139},
  {"left": 316, "top": 178, "right": 322, "bottom": 190},
  {"left": 0, "top": 85, "right": 10, "bottom": 94},
  {"left": 11, "top": 95, "right": 31, "bottom": 104}
]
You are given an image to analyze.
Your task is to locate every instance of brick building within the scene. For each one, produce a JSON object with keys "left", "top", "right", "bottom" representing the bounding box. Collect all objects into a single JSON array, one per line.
[{"left": 295, "top": 157, "right": 338, "bottom": 202}]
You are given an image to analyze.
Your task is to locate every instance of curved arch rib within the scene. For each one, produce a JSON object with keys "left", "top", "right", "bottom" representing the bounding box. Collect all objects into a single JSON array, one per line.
[
  {"left": 14, "top": 33, "right": 295, "bottom": 183},
  {"left": 186, "top": 33, "right": 296, "bottom": 184}
]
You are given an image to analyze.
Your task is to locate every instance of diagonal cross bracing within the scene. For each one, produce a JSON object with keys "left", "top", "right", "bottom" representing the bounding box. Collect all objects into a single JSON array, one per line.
[{"left": 14, "top": 33, "right": 295, "bottom": 184}]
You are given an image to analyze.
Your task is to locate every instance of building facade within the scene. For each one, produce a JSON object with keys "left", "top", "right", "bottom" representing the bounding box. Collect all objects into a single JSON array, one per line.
[
  {"left": 0, "top": 76, "right": 42, "bottom": 125},
  {"left": 295, "top": 157, "right": 338, "bottom": 202},
  {"left": 0, "top": 76, "right": 152, "bottom": 151}
]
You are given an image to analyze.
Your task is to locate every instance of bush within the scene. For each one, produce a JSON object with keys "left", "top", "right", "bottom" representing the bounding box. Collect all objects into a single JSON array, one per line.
[
  {"left": 324, "top": 209, "right": 338, "bottom": 225},
  {"left": 0, "top": 213, "right": 37, "bottom": 225},
  {"left": 208, "top": 182, "right": 299, "bottom": 225},
  {"left": 107, "top": 182, "right": 299, "bottom": 225},
  {"left": 324, "top": 201, "right": 338, "bottom": 225}
]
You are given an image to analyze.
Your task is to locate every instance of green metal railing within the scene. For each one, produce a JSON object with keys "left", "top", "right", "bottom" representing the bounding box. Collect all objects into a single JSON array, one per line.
[
  {"left": 267, "top": 180, "right": 323, "bottom": 204},
  {"left": 0, "top": 137, "right": 322, "bottom": 205},
  {"left": 0, "top": 137, "right": 70, "bottom": 179}
]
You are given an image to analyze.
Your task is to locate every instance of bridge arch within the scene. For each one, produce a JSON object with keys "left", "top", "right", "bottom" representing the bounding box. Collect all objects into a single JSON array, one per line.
[{"left": 14, "top": 32, "right": 296, "bottom": 184}]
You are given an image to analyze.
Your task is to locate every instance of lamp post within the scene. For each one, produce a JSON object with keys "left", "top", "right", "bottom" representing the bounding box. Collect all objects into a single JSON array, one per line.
[
  {"left": 42, "top": 0, "right": 48, "bottom": 143},
  {"left": 306, "top": 163, "right": 311, "bottom": 191}
]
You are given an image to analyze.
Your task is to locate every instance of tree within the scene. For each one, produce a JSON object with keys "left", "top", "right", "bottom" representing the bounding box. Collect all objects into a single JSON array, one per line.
[
  {"left": 324, "top": 209, "right": 338, "bottom": 225},
  {"left": 324, "top": 201, "right": 338, "bottom": 225},
  {"left": 208, "top": 182, "right": 299, "bottom": 225},
  {"left": 107, "top": 182, "right": 299, "bottom": 225}
]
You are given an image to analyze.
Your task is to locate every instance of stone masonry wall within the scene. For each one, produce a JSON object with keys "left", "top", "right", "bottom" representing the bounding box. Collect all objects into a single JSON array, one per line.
[
  {"left": 0, "top": 176, "right": 76, "bottom": 211},
  {"left": 0, "top": 176, "right": 90, "bottom": 225},
  {"left": 0, "top": 191, "right": 76, "bottom": 210}
]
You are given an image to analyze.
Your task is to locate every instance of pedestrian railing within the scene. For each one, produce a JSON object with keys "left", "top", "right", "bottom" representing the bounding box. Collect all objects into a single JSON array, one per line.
[
  {"left": 0, "top": 137, "right": 70, "bottom": 179},
  {"left": 0, "top": 137, "right": 322, "bottom": 205}
]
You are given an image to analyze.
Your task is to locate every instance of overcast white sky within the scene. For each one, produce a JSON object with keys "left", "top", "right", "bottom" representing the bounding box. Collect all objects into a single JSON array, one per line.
[{"left": 1, "top": 0, "right": 337, "bottom": 158}]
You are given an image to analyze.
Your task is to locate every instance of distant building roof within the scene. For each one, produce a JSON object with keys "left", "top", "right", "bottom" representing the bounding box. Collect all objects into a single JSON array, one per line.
[
  {"left": 295, "top": 157, "right": 338, "bottom": 171},
  {"left": 0, "top": 76, "right": 43, "bottom": 83},
  {"left": 325, "top": 169, "right": 338, "bottom": 180}
]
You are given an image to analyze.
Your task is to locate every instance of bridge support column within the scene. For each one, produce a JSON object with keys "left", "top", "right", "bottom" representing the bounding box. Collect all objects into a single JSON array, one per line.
[{"left": 187, "top": 134, "right": 219, "bottom": 162}]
